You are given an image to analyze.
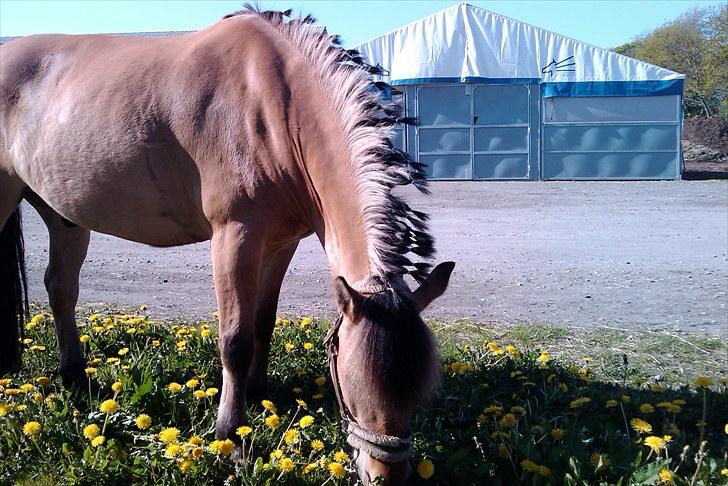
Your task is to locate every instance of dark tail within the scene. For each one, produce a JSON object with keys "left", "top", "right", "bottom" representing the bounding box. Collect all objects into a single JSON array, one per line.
[{"left": 0, "top": 207, "right": 28, "bottom": 375}]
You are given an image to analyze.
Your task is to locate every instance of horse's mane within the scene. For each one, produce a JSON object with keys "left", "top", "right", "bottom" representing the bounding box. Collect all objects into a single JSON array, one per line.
[{"left": 225, "top": 5, "right": 435, "bottom": 283}]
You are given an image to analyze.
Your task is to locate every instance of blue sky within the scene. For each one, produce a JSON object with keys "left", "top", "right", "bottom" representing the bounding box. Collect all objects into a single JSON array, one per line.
[{"left": 1, "top": 1, "right": 723, "bottom": 49}]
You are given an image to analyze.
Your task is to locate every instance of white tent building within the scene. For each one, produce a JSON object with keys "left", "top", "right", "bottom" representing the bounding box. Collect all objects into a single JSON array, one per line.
[{"left": 356, "top": 3, "right": 685, "bottom": 180}]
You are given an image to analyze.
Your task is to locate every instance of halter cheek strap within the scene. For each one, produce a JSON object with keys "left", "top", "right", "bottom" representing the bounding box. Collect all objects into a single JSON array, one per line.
[{"left": 324, "top": 314, "right": 414, "bottom": 464}]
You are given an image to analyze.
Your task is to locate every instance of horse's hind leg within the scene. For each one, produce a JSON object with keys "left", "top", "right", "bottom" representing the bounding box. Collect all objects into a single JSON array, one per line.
[
  {"left": 246, "top": 241, "right": 299, "bottom": 402},
  {"left": 27, "top": 196, "right": 90, "bottom": 386}
]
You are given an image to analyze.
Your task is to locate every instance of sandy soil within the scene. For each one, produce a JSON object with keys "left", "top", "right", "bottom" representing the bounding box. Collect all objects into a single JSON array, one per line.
[{"left": 20, "top": 181, "right": 728, "bottom": 337}]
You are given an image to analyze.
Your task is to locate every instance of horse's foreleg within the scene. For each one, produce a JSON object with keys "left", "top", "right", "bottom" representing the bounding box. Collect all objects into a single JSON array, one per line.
[
  {"left": 246, "top": 241, "right": 299, "bottom": 402},
  {"left": 30, "top": 200, "right": 90, "bottom": 387},
  {"left": 211, "top": 222, "right": 263, "bottom": 441}
]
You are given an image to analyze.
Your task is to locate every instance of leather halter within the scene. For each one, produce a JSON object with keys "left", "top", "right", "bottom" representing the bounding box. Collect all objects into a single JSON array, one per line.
[{"left": 324, "top": 312, "right": 414, "bottom": 464}]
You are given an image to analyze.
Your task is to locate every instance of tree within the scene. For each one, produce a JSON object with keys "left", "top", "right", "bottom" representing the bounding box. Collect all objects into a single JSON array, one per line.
[{"left": 614, "top": 5, "right": 727, "bottom": 119}]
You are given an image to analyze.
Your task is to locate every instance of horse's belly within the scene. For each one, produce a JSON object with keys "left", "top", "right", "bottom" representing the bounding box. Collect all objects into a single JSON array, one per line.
[{"left": 25, "top": 154, "right": 212, "bottom": 247}]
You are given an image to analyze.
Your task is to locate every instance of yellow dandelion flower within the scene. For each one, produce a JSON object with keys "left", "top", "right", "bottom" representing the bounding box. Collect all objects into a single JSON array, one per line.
[
  {"left": 721, "top": 468, "right": 728, "bottom": 477},
  {"left": 159, "top": 427, "right": 180, "bottom": 444},
  {"left": 537, "top": 465, "right": 551, "bottom": 477},
  {"left": 328, "top": 461, "right": 346, "bottom": 478},
  {"left": 84, "top": 367, "right": 96, "bottom": 376},
  {"left": 99, "top": 399, "right": 118, "bottom": 414},
  {"left": 200, "top": 329, "right": 212, "bottom": 338},
  {"left": 236, "top": 425, "right": 253, "bottom": 438},
  {"left": 279, "top": 457, "right": 295, "bottom": 473},
  {"left": 724, "top": 423, "right": 728, "bottom": 434},
  {"left": 621, "top": 395, "right": 631, "bottom": 403},
  {"left": 111, "top": 381, "right": 122, "bottom": 393},
  {"left": 261, "top": 399, "right": 277, "bottom": 413},
  {"left": 91, "top": 435, "right": 106, "bottom": 447},
  {"left": 640, "top": 403, "right": 655, "bottom": 414},
  {"left": 643, "top": 436, "right": 667, "bottom": 455},
  {"left": 192, "top": 446, "right": 204, "bottom": 459},
  {"left": 417, "top": 458, "right": 435, "bottom": 479},
  {"left": 311, "top": 439, "right": 325, "bottom": 450},
  {"left": 185, "top": 379, "right": 199, "bottom": 388},
  {"left": 15, "top": 404, "right": 27, "bottom": 411},
  {"left": 284, "top": 342, "right": 295, "bottom": 352},
  {"left": 0, "top": 403, "right": 11, "bottom": 416},
  {"left": 23, "top": 421, "right": 41, "bottom": 436},
  {"left": 265, "top": 414, "right": 280, "bottom": 429},
  {"left": 152, "top": 339, "right": 161, "bottom": 347},
  {"left": 32, "top": 393, "right": 42, "bottom": 403},
  {"left": 560, "top": 383, "right": 568, "bottom": 392},
  {"left": 34, "top": 376, "right": 51, "bottom": 387},
  {"left": 0, "top": 378, "right": 11, "bottom": 387},
  {"left": 271, "top": 449, "right": 284, "bottom": 460},
  {"left": 19, "top": 383, "right": 34, "bottom": 393},
  {"left": 299, "top": 415, "right": 314, "bottom": 428},
  {"left": 505, "top": 344, "right": 520, "bottom": 357},
  {"left": 188, "top": 435, "right": 204, "bottom": 446},
  {"left": 605, "top": 399, "right": 619, "bottom": 408},
  {"left": 167, "top": 382, "right": 182, "bottom": 394},
  {"left": 694, "top": 376, "right": 713, "bottom": 388},
  {"left": 106, "top": 357, "right": 120, "bottom": 365},
  {"left": 569, "top": 397, "right": 591, "bottom": 409},
  {"left": 550, "top": 428, "right": 564, "bottom": 440},
  {"left": 205, "top": 387, "right": 218, "bottom": 397},
  {"left": 499, "top": 413, "right": 517, "bottom": 428},
  {"left": 4, "top": 388, "right": 20, "bottom": 396},
  {"left": 117, "top": 347, "right": 129, "bottom": 356},
  {"left": 303, "top": 342, "right": 314, "bottom": 351},
  {"left": 179, "top": 460, "right": 193, "bottom": 473},
  {"left": 304, "top": 463, "right": 317, "bottom": 474},
  {"left": 135, "top": 414, "right": 152, "bottom": 430},
  {"left": 535, "top": 351, "right": 550, "bottom": 365},
  {"left": 520, "top": 459, "right": 538, "bottom": 473},
  {"left": 209, "top": 439, "right": 235, "bottom": 455},
  {"left": 657, "top": 467, "right": 673, "bottom": 484},
  {"left": 165, "top": 444, "right": 183, "bottom": 458},
  {"left": 296, "top": 398, "right": 308, "bottom": 409},
  {"left": 284, "top": 429, "right": 300, "bottom": 445},
  {"left": 315, "top": 376, "right": 327, "bottom": 386},
  {"left": 333, "top": 450, "right": 349, "bottom": 463},
  {"left": 83, "top": 424, "right": 100, "bottom": 440},
  {"left": 192, "top": 390, "right": 206, "bottom": 399},
  {"left": 631, "top": 418, "right": 652, "bottom": 434}
]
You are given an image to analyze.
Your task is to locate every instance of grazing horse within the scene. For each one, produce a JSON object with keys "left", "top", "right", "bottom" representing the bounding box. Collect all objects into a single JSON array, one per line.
[{"left": 0, "top": 6, "right": 454, "bottom": 484}]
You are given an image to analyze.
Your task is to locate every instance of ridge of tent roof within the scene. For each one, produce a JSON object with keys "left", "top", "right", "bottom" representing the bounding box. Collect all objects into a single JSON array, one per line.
[{"left": 356, "top": 2, "right": 683, "bottom": 81}]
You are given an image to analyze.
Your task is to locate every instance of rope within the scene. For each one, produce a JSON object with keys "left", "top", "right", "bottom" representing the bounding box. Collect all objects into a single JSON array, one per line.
[{"left": 346, "top": 421, "right": 413, "bottom": 463}]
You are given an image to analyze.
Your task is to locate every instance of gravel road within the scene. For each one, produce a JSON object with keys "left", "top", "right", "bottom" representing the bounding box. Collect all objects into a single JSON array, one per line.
[{"left": 20, "top": 181, "right": 728, "bottom": 337}]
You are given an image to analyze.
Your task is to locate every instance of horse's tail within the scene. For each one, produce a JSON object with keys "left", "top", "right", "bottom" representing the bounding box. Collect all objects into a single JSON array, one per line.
[{"left": 0, "top": 207, "right": 28, "bottom": 375}]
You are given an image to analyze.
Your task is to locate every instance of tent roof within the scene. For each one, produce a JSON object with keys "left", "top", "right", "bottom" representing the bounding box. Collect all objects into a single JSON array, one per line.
[{"left": 356, "top": 3, "right": 683, "bottom": 93}]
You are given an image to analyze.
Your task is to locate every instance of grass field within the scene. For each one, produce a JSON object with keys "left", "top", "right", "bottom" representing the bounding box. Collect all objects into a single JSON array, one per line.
[{"left": 1, "top": 307, "right": 726, "bottom": 485}]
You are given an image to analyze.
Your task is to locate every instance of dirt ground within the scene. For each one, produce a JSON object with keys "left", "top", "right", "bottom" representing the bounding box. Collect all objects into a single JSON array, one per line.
[{"left": 20, "top": 181, "right": 728, "bottom": 337}]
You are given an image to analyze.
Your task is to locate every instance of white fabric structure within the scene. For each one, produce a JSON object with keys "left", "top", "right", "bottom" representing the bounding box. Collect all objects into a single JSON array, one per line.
[{"left": 357, "top": 3, "right": 683, "bottom": 97}]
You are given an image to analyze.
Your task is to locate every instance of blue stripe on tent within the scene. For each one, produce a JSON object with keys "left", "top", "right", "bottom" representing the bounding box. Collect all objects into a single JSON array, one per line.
[
  {"left": 389, "top": 77, "right": 684, "bottom": 97},
  {"left": 391, "top": 77, "right": 541, "bottom": 85},
  {"left": 542, "top": 79, "right": 684, "bottom": 97}
]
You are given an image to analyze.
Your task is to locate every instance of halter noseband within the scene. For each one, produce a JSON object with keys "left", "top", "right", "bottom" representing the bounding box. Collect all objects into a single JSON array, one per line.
[{"left": 324, "top": 311, "right": 414, "bottom": 464}]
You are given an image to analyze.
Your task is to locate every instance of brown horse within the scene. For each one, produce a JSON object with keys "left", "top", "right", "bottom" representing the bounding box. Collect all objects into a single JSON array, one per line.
[{"left": 0, "top": 6, "right": 453, "bottom": 483}]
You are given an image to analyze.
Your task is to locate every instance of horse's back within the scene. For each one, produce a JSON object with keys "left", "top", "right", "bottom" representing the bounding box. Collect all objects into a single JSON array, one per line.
[{"left": 1, "top": 32, "right": 216, "bottom": 245}]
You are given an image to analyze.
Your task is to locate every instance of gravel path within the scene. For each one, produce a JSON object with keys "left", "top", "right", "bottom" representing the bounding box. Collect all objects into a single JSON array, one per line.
[{"left": 21, "top": 181, "right": 728, "bottom": 337}]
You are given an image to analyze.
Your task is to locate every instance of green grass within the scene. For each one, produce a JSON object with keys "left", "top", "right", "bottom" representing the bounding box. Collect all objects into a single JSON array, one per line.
[{"left": 1, "top": 308, "right": 726, "bottom": 485}]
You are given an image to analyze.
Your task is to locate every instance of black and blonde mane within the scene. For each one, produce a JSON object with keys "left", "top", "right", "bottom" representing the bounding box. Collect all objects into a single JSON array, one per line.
[{"left": 227, "top": 5, "right": 435, "bottom": 283}]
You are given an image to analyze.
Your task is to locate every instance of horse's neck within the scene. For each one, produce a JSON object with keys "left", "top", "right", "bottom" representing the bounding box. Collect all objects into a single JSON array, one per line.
[{"left": 295, "top": 113, "right": 372, "bottom": 285}]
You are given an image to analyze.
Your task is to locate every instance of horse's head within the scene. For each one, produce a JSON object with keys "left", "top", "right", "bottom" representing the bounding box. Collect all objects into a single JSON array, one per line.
[{"left": 328, "top": 262, "right": 454, "bottom": 484}]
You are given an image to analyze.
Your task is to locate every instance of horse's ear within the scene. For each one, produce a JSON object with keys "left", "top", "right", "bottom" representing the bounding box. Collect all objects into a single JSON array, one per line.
[
  {"left": 412, "top": 262, "right": 455, "bottom": 312},
  {"left": 334, "top": 276, "right": 363, "bottom": 320}
]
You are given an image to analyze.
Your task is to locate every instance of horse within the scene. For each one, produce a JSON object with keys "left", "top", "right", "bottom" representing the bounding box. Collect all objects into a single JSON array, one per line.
[{"left": 0, "top": 6, "right": 454, "bottom": 484}]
